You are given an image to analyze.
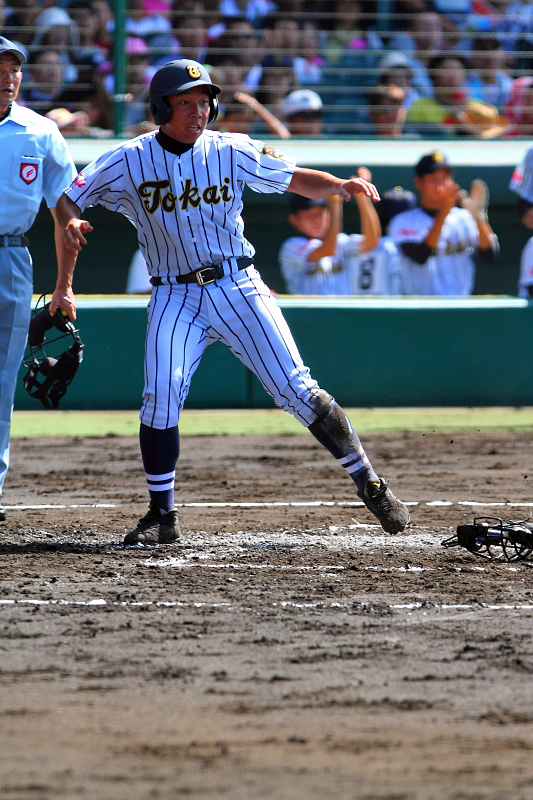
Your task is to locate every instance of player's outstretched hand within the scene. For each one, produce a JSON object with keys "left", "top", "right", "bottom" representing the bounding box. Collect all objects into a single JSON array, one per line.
[
  {"left": 338, "top": 176, "right": 380, "bottom": 202},
  {"left": 64, "top": 218, "right": 93, "bottom": 257},
  {"left": 50, "top": 286, "right": 76, "bottom": 321}
]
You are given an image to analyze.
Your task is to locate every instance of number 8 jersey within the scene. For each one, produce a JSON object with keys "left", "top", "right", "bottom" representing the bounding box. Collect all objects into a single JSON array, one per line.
[{"left": 334, "top": 234, "right": 404, "bottom": 295}]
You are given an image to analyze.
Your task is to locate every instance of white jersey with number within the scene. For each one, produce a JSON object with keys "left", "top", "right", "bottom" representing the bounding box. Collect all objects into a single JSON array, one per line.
[
  {"left": 64, "top": 129, "right": 331, "bottom": 430},
  {"left": 334, "top": 234, "right": 404, "bottom": 295},
  {"left": 519, "top": 236, "right": 533, "bottom": 298},
  {"left": 278, "top": 234, "right": 349, "bottom": 295},
  {"left": 389, "top": 206, "right": 480, "bottom": 296},
  {"left": 510, "top": 145, "right": 533, "bottom": 203}
]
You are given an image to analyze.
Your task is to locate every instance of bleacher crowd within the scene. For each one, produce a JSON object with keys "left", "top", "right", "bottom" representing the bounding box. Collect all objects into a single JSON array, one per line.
[{"left": 3, "top": 0, "right": 533, "bottom": 137}]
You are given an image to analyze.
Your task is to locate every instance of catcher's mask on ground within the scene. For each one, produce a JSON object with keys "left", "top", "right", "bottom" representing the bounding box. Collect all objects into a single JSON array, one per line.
[{"left": 23, "top": 296, "right": 84, "bottom": 410}]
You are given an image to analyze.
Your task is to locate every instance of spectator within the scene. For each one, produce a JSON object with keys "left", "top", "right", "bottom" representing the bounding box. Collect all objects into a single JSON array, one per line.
[
  {"left": 406, "top": 54, "right": 510, "bottom": 137},
  {"left": 22, "top": 50, "right": 69, "bottom": 116},
  {"left": 45, "top": 106, "right": 113, "bottom": 138},
  {"left": 173, "top": 6, "right": 207, "bottom": 62},
  {"left": 122, "top": 0, "right": 173, "bottom": 41},
  {"left": 389, "top": 151, "right": 499, "bottom": 296},
  {"left": 91, "top": 36, "right": 154, "bottom": 133},
  {"left": 218, "top": 0, "right": 278, "bottom": 24},
  {"left": 64, "top": 0, "right": 107, "bottom": 105},
  {"left": 376, "top": 51, "right": 420, "bottom": 111},
  {"left": 210, "top": 17, "right": 262, "bottom": 90},
  {"left": 2, "top": 0, "right": 41, "bottom": 47},
  {"left": 282, "top": 88, "right": 323, "bottom": 136},
  {"left": 504, "top": 76, "right": 533, "bottom": 136},
  {"left": 31, "top": 7, "right": 79, "bottom": 85},
  {"left": 465, "top": 35, "right": 513, "bottom": 111},
  {"left": 296, "top": 20, "right": 325, "bottom": 85},
  {"left": 89, "top": 0, "right": 113, "bottom": 57},
  {"left": 367, "top": 83, "right": 407, "bottom": 137},
  {"left": 255, "top": 56, "right": 297, "bottom": 119},
  {"left": 388, "top": 12, "right": 444, "bottom": 98}
]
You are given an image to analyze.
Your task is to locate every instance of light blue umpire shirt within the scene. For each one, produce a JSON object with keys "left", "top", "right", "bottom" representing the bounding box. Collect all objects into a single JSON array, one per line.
[{"left": 0, "top": 100, "right": 76, "bottom": 497}]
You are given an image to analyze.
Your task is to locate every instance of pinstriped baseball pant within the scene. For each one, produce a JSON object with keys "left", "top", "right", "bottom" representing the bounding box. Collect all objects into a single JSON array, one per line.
[{"left": 140, "top": 267, "right": 322, "bottom": 429}]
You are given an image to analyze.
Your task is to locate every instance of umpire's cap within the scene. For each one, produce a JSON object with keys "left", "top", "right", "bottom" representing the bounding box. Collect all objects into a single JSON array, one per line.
[
  {"left": 0, "top": 36, "right": 26, "bottom": 65},
  {"left": 415, "top": 151, "right": 452, "bottom": 178},
  {"left": 149, "top": 59, "right": 221, "bottom": 126},
  {"left": 378, "top": 186, "right": 417, "bottom": 231}
]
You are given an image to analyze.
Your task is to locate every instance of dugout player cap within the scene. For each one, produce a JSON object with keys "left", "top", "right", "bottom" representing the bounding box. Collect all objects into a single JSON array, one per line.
[
  {"left": 378, "top": 186, "right": 417, "bottom": 231},
  {"left": 149, "top": 59, "right": 221, "bottom": 126},
  {"left": 288, "top": 193, "right": 328, "bottom": 213},
  {"left": 0, "top": 36, "right": 26, "bottom": 65},
  {"left": 415, "top": 151, "right": 452, "bottom": 178}
]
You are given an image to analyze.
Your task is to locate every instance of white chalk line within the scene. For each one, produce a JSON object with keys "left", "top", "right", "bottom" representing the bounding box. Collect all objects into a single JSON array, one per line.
[
  {"left": 1, "top": 597, "right": 533, "bottom": 613},
  {"left": 4, "top": 500, "right": 533, "bottom": 510}
]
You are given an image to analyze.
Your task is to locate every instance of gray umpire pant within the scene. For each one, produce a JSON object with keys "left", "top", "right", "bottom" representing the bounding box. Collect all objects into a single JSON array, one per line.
[{"left": 0, "top": 247, "right": 33, "bottom": 497}]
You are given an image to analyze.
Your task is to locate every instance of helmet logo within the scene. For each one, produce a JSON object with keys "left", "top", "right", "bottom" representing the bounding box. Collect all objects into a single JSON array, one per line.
[{"left": 186, "top": 64, "right": 201, "bottom": 79}]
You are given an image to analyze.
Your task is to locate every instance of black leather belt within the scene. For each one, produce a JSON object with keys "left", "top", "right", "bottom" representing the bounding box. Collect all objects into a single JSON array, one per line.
[
  {"left": 151, "top": 256, "right": 253, "bottom": 287},
  {"left": 0, "top": 235, "right": 30, "bottom": 248}
]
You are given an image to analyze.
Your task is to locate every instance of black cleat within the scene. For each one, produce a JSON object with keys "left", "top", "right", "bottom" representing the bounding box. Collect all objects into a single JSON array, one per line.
[
  {"left": 358, "top": 479, "right": 410, "bottom": 534},
  {"left": 124, "top": 501, "right": 180, "bottom": 545},
  {"left": 0, "top": 505, "right": 6, "bottom": 522}
]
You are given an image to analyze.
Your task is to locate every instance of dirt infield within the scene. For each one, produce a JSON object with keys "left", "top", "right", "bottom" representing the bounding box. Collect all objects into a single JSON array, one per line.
[{"left": 2, "top": 429, "right": 533, "bottom": 800}]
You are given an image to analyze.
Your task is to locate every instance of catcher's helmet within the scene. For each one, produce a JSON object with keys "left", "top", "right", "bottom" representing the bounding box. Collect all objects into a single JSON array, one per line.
[
  {"left": 23, "top": 296, "right": 84, "bottom": 410},
  {"left": 149, "top": 59, "right": 221, "bottom": 126},
  {"left": 378, "top": 186, "right": 417, "bottom": 232}
]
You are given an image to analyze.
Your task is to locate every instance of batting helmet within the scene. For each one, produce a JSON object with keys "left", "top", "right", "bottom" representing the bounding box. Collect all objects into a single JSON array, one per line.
[
  {"left": 149, "top": 59, "right": 221, "bottom": 126},
  {"left": 23, "top": 296, "right": 84, "bottom": 410},
  {"left": 377, "top": 186, "right": 417, "bottom": 232}
]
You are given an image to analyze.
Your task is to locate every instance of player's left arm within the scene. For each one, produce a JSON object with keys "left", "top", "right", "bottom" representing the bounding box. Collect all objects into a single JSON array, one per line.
[
  {"left": 288, "top": 167, "right": 380, "bottom": 203},
  {"left": 459, "top": 179, "right": 499, "bottom": 262},
  {"left": 353, "top": 168, "right": 381, "bottom": 254}
]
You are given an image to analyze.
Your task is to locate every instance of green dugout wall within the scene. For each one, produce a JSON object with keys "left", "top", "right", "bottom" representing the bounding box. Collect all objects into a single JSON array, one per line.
[{"left": 14, "top": 296, "right": 533, "bottom": 411}]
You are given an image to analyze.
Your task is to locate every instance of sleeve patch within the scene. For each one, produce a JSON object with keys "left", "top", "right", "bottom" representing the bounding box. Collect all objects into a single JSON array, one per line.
[{"left": 262, "top": 144, "right": 285, "bottom": 159}]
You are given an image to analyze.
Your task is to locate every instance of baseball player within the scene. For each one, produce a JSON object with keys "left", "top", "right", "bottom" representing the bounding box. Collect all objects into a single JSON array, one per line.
[
  {"left": 0, "top": 36, "right": 76, "bottom": 521},
  {"left": 509, "top": 145, "right": 533, "bottom": 298},
  {"left": 333, "top": 176, "right": 416, "bottom": 296},
  {"left": 279, "top": 166, "right": 380, "bottom": 295},
  {"left": 389, "top": 151, "right": 499, "bottom": 296},
  {"left": 51, "top": 59, "right": 410, "bottom": 544}
]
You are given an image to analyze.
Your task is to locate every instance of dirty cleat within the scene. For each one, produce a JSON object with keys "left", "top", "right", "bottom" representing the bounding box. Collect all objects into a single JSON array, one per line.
[
  {"left": 358, "top": 479, "right": 410, "bottom": 534},
  {"left": 124, "top": 501, "right": 180, "bottom": 545}
]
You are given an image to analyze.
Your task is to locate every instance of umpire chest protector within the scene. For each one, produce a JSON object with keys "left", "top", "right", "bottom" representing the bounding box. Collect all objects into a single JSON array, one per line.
[{"left": 149, "top": 59, "right": 221, "bottom": 126}]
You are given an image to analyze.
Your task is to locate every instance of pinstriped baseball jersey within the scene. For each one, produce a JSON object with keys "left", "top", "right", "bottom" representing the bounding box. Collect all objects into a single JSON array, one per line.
[
  {"left": 65, "top": 129, "right": 296, "bottom": 278},
  {"left": 510, "top": 146, "right": 533, "bottom": 203},
  {"left": 389, "top": 206, "right": 480, "bottom": 296},
  {"left": 334, "top": 234, "right": 404, "bottom": 295}
]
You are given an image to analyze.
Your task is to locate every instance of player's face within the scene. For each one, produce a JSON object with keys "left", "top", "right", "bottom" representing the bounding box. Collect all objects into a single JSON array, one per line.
[
  {"left": 0, "top": 53, "right": 22, "bottom": 114},
  {"left": 163, "top": 86, "right": 211, "bottom": 143},
  {"left": 415, "top": 168, "right": 454, "bottom": 207},
  {"left": 290, "top": 206, "right": 330, "bottom": 239}
]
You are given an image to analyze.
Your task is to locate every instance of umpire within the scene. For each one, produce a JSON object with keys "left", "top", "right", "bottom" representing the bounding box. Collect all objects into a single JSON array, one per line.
[{"left": 0, "top": 37, "right": 76, "bottom": 519}]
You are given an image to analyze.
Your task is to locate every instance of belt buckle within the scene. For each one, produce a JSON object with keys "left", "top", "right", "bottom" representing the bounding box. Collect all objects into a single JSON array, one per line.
[{"left": 195, "top": 267, "right": 216, "bottom": 286}]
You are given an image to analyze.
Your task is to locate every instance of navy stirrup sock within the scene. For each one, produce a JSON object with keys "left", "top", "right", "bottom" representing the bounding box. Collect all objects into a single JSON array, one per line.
[{"left": 139, "top": 423, "right": 180, "bottom": 513}]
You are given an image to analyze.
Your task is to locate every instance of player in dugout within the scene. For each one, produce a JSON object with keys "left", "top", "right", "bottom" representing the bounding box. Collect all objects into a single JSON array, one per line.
[
  {"left": 389, "top": 151, "right": 499, "bottom": 296},
  {"left": 50, "top": 59, "right": 410, "bottom": 544}
]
